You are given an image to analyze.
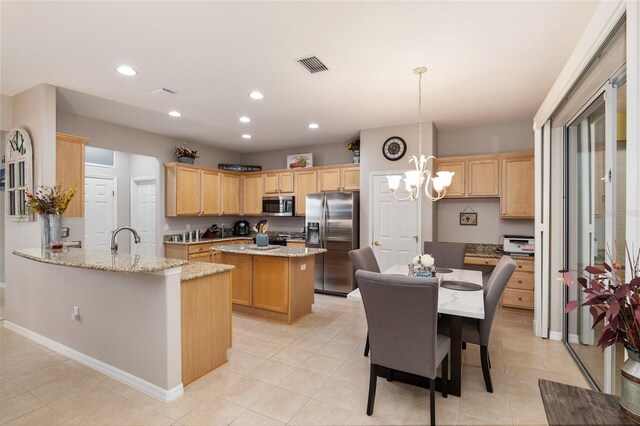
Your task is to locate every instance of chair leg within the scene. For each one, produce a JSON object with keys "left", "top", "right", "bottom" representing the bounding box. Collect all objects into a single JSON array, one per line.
[
  {"left": 386, "top": 369, "right": 394, "bottom": 382},
  {"left": 488, "top": 351, "right": 491, "bottom": 369},
  {"left": 367, "top": 364, "right": 378, "bottom": 415},
  {"left": 364, "top": 332, "right": 370, "bottom": 357},
  {"left": 462, "top": 341, "right": 466, "bottom": 350},
  {"left": 429, "top": 378, "right": 436, "bottom": 426},
  {"left": 480, "top": 345, "right": 493, "bottom": 393},
  {"left": 441, "top": 355, "right": 448, "bottom": 398}
]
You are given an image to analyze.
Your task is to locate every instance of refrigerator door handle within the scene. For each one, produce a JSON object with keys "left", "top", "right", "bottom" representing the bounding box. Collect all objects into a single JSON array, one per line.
[{"left": 321, "top": 195, "right": 327, "bottom": 248}]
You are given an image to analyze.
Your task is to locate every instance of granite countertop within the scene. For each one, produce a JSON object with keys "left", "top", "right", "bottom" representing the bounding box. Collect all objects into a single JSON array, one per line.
[
  {"left": 13, "top": 248, "right": 188, "bottom": 273},
  {"left": 163, "top": 236, "right": 253, "bottom": 246},
  {"left": 211, "top": 244, "right": 326, "bottom": 258},
  {"left": 464, "top": 243, "right": 534, "bottom": 260},
  {"left": 180, "top": 261, "right": 235, "bottom": 281}
]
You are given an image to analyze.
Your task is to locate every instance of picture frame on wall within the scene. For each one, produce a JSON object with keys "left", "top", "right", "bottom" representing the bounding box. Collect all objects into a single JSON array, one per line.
[
  {"left": 460, "top": 212, "right": 477, "bottom": 226},
  {"left": 287, "top": 153, "right": 313, "bottom": 169}
]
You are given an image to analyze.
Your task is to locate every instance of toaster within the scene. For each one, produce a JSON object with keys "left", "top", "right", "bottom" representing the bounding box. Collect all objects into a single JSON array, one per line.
[{"left": 503, "top": 235, "right": 535, "bottom": 256}]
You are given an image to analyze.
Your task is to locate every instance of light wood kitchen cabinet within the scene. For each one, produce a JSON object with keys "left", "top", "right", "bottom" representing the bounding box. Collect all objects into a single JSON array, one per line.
[
  {"left": 295, "top": 170, "right": 317, "bottom": 216},
  {"left": 56, "top": 133, "right": 88, "bottom": 218},
  {"left": 201, "top": 171, "right": 221, "bottom": 215},
  {"left": 501, "top": 154, "right": 534, "bottom": 219},
  {"left": 175, "top": 167, "right": 201, "bottom": 215},
  {"left": 436, "top": 159, "right": 466, "bottom": 198},
  {"left": 253, "top": 256, "right": 289, "bottom": 313},
  {"left": 164, "top": 239, "right": 253, "bottom": 262},
  {"left": 465, "top": 255, "right": 534, "bottom": 310},
  {"left": 221, "top": 252, "right": 253, "bottom": 306},
  {"left": 242, "top": 175, "right": 263, "bottom": 216},
  {"left": 318, "top": 166, "right": 360, "bottom": 192},
  {"left": 264, "top": 172, "right": 294, "bottom": 195},
  {"left": 467, "top": 158, "right": 500, "bottom": 197},
  {"left": 287, "top": 240, "right": 306, "bottom": 248},
  {"left": 221, "top": 174, "right": 240, "bottom": 215}
]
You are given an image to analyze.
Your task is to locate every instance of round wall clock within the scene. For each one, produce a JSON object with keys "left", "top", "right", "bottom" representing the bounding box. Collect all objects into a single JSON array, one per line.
[{"left": 382, "top": 136, "right": 407, "bottom": 161}]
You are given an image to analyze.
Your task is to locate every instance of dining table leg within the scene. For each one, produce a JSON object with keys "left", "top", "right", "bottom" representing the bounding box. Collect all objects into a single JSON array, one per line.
[{"left": 449, "top": 315, "right": 462, "bottom": 397}]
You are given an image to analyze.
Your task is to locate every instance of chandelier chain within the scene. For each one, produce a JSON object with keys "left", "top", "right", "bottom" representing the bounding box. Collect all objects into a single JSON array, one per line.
[{"left": 418, "top": 70, "right": 423, "bottom": 159}]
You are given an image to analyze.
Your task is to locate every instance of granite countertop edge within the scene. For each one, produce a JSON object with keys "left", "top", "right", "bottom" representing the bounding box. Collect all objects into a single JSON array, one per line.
[
  {"left": 211, "top": 244, "right": 326, "bottom": 258},
  {"left": 13, "top": 248, "right": 188, "bottom": 273},
  {"left": 180, "top": 262, "right": 235, "bottom": 281},
  {"left": 163, "top": 236, "right": 253, "bottom": 245}
]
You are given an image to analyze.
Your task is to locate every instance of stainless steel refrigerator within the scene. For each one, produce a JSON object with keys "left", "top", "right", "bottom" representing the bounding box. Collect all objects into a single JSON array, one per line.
[{"left": 305, "top": 192, "right": 359, "bottom": 295}]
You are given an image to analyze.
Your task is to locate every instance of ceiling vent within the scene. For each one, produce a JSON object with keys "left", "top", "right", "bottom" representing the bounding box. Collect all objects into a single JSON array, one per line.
[
  {"left": 150, "top": 88, "right": 176, "bottom": 98},
  {"left": 296, "top": 56, "right": 329, "bottom": 74}
]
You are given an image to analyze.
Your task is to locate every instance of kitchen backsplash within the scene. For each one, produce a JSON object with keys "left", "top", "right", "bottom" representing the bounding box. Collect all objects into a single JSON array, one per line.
[{"left": 164, "top": 215, "right": 305, "bottom": 236}]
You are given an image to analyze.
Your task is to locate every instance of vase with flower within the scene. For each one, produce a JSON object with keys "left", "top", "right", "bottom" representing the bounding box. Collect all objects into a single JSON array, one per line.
[
  {"left": 25, "top": 183, "right": 77, "bottom": 250},
  {"left": 560, "top": 245, "right": 640, "bottom": 423},
  {"left": 409, "top": 253, "right": 436, "bottom": 277}
]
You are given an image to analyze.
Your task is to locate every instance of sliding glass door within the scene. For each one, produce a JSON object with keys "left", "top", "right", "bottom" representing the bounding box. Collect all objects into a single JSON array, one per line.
[{"left": 565, "top": 80, "right": 627, "bottom": 393}]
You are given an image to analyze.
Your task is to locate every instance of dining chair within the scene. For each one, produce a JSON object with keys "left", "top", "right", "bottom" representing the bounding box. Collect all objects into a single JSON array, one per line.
[
  {"left": 356, "top": 270, "right": 450, "bottom": 426},
  {"left": 439, "top": 255, "right": 516, "bottom": 393},
  {"left": 348, "top": 247, "right": 380, "bottom": 357},
  {"left": 423, "top": 241, "right": 467, "bottom": 270}
]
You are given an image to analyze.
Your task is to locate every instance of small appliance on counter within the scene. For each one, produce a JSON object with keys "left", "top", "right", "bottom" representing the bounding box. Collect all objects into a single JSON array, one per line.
[
  {"left": 202, "top": 224, "right": 220, "bottom": 239},
  {"left": 233, "top": 219, "right": 251, "bottom": 236},
  {"left": 503, "top": 235, "right": 535, "bottom": 256},
  {"left": 219, "top": 226, "right": 233, "bottom": 238}
]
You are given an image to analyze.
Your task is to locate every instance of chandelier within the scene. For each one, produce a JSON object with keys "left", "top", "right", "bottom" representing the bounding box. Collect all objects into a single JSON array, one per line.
[{"left": 387, "top": 67, "right": 454, "bottom": 202}]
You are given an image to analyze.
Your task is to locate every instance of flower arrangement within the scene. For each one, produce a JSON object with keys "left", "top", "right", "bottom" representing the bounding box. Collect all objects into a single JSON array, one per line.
[
  {"left": 560, "top": 245, "right": 640, "bottom": 351},
  {"left": 25, "top": 182, "right": 77, "bottom": 215},
  {"left": 410, "top": 253, "right": 436, "bottom": 277},
  {"left": 174, "top": 144, "right": 199, "bottom": 159},
  {"left": 347, "top": 138, "right": 360, "bottom": 152},
  {"left": 413, "top": 253, "right": 435, "bottom": 268}
]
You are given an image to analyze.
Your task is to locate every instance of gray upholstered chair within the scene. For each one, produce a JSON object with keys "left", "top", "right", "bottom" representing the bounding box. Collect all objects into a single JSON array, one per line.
[
  {"left": 439, "top": 255, "right": 516, "bottom": 393},
  {"left": 423, "top": 241, "right": 467, "bottom": 270},
  {"left": 356, "top": 270, "right": 450, "bottom": 426},
  {"left": 348, "top": 247, "right": 380, "bottom": 357}
]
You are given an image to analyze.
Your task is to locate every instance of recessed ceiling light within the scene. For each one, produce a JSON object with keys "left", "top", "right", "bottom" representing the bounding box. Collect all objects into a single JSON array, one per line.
[
  {"left": 308, "top": 123, "right": 319, "bottom": 129},
  {"left": 239, "top": 116, "right": 251, "bottom": 123},
  {"left": 168, "top": 111, "right": 182, "bottom": 117},
  {"left": 242, "top": 134, "right": 252, "bottom": 139},
  {"left": 249, "top": 91, "right": 264, "bottom": 100},
  {"left": 116, "top": 65, "right": 137, "bottom": 76}
]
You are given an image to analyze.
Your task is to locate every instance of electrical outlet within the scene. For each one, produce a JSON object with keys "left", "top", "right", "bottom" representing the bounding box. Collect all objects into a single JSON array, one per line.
[
  {"left": 300, "top": 264, "right": 306, "bottom": 271},
  {"left": 71, "top": 306, "right": 80, "bottom": 321}
]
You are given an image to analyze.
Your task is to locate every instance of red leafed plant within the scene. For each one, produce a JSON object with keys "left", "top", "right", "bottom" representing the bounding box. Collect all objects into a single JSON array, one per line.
[{"left": 560, "top": 245, "right": 640, "bottom": 352}]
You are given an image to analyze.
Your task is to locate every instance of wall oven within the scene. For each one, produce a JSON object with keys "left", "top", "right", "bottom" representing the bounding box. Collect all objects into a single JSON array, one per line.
[{"left": 262, "top": 196, "right": 294, "bottom": 216}]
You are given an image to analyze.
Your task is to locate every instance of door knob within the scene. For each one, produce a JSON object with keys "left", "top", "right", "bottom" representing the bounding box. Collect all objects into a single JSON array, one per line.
[{"left": 373, "top": 241, "right": 382, "bottom": 246}]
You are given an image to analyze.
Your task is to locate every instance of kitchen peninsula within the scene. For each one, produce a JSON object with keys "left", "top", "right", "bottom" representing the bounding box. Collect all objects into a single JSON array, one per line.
[
  {"left": 213, "top": 244, "right": 326, "bottom": 324},
  {"left": 8, "top": 248, "right": 234, "bottom": 401}
]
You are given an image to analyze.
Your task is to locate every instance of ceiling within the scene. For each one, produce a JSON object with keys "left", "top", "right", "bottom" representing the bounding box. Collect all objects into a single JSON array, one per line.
[{"left": 1, "top": 1, "right": 598, "bottom": 153}]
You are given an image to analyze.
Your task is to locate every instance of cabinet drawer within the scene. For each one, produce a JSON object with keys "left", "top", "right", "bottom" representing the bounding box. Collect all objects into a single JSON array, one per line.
[
  {"left": 188, "top": 243, "right": 213, "bottom": 254},
  {"left": 502, "top": 288, "right": 534, "bottom": 309},
  {"left": 507, "top": 271, "right": 534, "bottom": 290},
  {"left": 188, "top": 252, "right": 211, "bottom": 262},
  {"left": 465, "top": 256, "right": 497, "bottom": 266},
  {"left": 514, "top": 259, "right": 534, "bottom": 272}
]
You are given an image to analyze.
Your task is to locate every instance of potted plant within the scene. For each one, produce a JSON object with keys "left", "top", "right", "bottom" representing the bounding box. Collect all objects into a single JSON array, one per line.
[
  {"left": 25, "top": 182, "right": 77, "bottom": 249},
  {"left": 347, "top": 138, "right": 360, "bottom": 164},
  {"left": 560, "top": 245, "right": 640, "bottom": 422},
  {"left": 174, "top": 144, "right": 199, "bottom": 164}
]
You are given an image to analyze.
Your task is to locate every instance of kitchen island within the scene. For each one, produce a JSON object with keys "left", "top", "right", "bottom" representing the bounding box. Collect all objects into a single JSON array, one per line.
[
  {"left": 213, "top": 244, "right": 326, "bottom": 324},
  {"left": 8, "top": 248, "right": 234, "bottom": 401}
]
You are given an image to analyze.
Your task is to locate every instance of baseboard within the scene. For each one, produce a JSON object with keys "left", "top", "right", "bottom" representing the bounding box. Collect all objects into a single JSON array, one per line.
[
  {"left": 549, "top": 331, "right": 563, "bottom": 341},
  {"left": 3, "top": 321, "right": 183, "bottom": 402},
  {"left": 568, "top": 333, "right": 579, "bottom": 344}
]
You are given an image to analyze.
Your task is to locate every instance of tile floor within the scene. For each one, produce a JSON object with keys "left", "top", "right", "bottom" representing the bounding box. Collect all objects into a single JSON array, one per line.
[{"left": 0, "top": 291, "right": 589, "bottom": 425}]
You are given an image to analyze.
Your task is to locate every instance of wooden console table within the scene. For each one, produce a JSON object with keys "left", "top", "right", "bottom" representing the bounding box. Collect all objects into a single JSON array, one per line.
[{"left": 538, "top": 379, "right": 635, "bottom": 425}]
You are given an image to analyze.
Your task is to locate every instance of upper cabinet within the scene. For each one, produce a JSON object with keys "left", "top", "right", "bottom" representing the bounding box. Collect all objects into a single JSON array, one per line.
[
  {"left": 295, "top": 170, "right": 317, "bottom": 216},
  {"left": 56, "top": 133, "right": 88, "bottom": 217},
  {"left": 500, "top": 154, "right": 534, "bottom": 219},
  {"left": 221, "top": 174, "right": 240, "bottom": 215},
  {"left": 318, "top": 166, "right": 360, "bottom": 192},
  {"left": 201, "top": 170, "right": 221, "bottom": 215},
  {"left": 242, "top": 175, "right": 263, "bottom": 216},
  {"left": 263, "top": 171, "right": 294, "bottom": 195},
  {"left": 436, "top": 156, "right": 498, "bottom": 198}
]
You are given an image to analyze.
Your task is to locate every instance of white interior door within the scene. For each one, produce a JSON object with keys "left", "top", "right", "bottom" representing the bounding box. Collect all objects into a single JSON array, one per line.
[
  {"left": 131, "top": 178, "right": 157, "bottom": 256},
  {"left": 84, "top": 176, "right": 116, "bottom": 251},
  {"left": 370, "top": 173, "right": 420, "bottom": 272}
]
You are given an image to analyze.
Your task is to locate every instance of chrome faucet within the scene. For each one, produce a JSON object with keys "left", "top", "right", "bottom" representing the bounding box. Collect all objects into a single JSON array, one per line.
[{"left": 111, "top": 227, "right": 141, "bottom": 254}]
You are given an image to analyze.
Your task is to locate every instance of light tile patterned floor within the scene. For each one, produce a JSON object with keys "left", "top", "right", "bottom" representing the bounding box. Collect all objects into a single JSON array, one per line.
[{"left": 0, "top": 292, "right": 589, "bottom": 425}]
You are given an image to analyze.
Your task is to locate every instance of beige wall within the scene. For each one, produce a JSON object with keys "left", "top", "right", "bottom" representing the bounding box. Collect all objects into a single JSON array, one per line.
[
  {"left": 1, "top": 94, "right": 12, "bottom": 283},
  {"left": 251, "top": 142, "right": 354, "bottom": 170},
  {"left": 436, "top": 120, "right": 535, "bottom": 243},
  {"left": 359, "top": 122, "right": 437, "bottom": 249}
]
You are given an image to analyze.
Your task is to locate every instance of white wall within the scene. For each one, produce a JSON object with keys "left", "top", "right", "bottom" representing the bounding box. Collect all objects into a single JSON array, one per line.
[
  {"left": 252, "top": 142, "right": 354, "bottom": 170},
  {"left": 1, "top": 94, "right": 13, "bottom": 283},
  {"left": 436, "top": 120, "right": 535, "bottom": 243},
  {"left": 359, "top": 122, "right": 437, "bottom": 248}
]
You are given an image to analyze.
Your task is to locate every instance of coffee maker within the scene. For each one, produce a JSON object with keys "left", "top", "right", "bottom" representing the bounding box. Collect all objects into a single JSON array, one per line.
[{"left": 233, "top": 219, "right": 251, "bottom": 236}]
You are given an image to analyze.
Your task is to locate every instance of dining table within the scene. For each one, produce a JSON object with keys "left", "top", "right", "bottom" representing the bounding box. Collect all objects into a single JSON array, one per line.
[{"left": 347, "top": 265, "right": 485, "bottom": 397}]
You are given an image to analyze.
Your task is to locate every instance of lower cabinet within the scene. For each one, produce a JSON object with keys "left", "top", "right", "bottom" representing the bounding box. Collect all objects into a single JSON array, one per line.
[
  {"left": 464, "top": 255, "right": 534, "bottom": 310},
  {"left": 252, "top": 257, "right": 288, "bottom": 313},
  {"left": 221, "top": 252, "right": 253, "bottom": 306}
]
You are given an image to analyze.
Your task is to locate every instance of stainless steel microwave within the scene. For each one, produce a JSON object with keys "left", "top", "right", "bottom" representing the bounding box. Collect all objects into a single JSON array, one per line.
[{"left": 262, "top": 196, "right": 295, "bottom": 216}]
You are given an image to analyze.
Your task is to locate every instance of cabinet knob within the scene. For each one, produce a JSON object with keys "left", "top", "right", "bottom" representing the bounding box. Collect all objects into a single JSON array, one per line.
[
  {"left": 518, "top": 265, "right": 522, "bottom": 269},
  {"left": 518, "top": 279, "right": 523, "bottom": 283},
  {"left": 518, "top": 297, "right": 522, "bottom": 301}
]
